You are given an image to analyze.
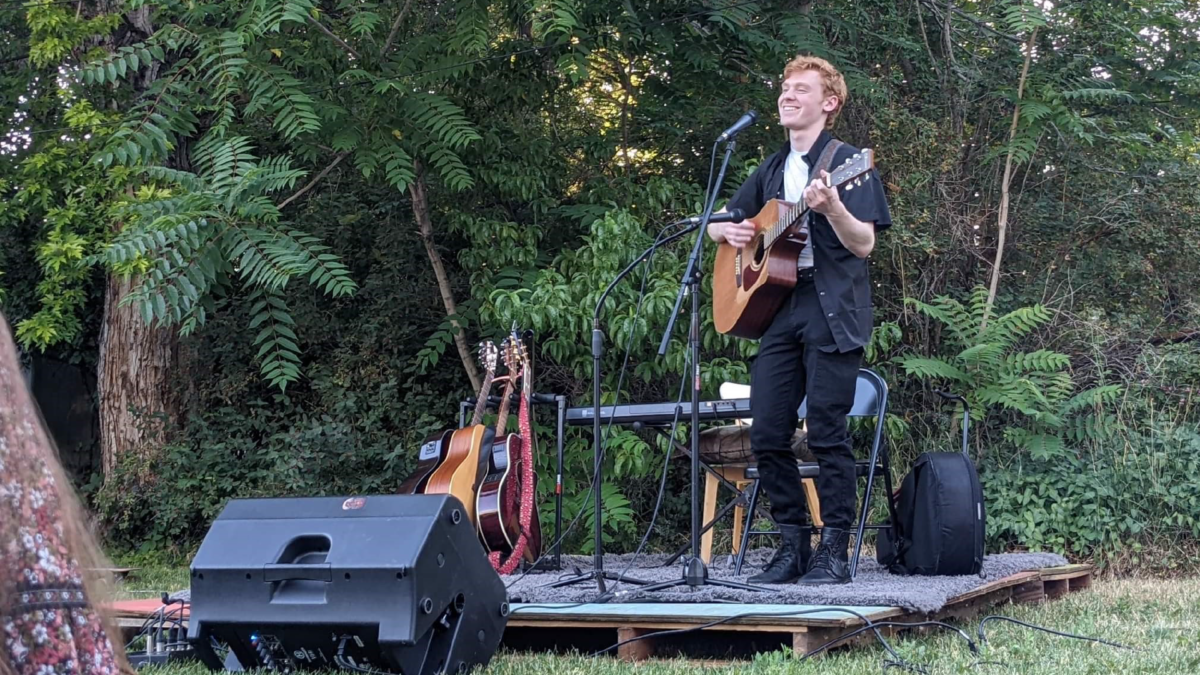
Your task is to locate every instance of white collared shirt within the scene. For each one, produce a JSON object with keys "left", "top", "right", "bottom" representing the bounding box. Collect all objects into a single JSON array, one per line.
[{"left": 783, "top": 149, "right": 813, "bottom": 268}]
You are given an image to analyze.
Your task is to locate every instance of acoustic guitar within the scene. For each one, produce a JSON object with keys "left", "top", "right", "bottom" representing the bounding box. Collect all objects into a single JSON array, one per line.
[
  {"left": 476, "top": 335, "right": 523, "bottom": 554},
  {"left": 423, "top": 342, "right": 499, "bottom": 524},
  {"left": 712, "top": 150, "right": 876, "bottom": 339}
]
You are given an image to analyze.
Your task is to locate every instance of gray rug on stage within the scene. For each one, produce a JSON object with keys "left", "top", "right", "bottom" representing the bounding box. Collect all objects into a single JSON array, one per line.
[{"left": 503, "top": 549, "right": 1068, "bottom": 614}]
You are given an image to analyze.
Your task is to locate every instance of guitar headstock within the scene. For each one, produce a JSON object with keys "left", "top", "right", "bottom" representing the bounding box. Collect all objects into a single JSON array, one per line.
[
  {"left": 510, "top": 327, "right": 531, "bottom": 392},
  {"left": 477, "top": 340, "right": 499, "bottom": 375},
  {"left": 828, "top": 149, "right": 875, "bottom": 192},
  {"left": 501, "top": 333, "right": 524, "bottom": 379}
]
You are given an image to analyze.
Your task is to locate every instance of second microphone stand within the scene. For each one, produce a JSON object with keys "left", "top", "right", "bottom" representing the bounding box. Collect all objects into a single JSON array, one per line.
[
  {"left": 636, "top": 137, "right": 767, "bottom": 596},
  {"left": 545, "top": 223, "right": 700, "bottom": 597}
]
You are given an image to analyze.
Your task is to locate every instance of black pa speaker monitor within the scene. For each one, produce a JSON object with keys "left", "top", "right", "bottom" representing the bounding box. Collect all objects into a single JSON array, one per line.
[{"left": 186, "top": 494, "right": 509, "bottom": 675}]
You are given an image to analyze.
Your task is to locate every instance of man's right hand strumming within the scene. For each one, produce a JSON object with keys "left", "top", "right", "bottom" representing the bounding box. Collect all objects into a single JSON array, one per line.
[{"left": 710, "top": 219, "right": 756, "bottom": 248}]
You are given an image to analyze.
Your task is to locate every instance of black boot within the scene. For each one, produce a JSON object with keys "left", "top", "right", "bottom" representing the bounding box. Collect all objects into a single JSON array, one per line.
[
  {"left": 798, "top": 527, "right": 851, "bottom": 585},
  {"left": 748, "top": 524, "right": 811, "bottom": 584}
]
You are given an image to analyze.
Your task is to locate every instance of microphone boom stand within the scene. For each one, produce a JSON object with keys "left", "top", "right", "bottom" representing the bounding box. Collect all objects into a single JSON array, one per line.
[
  {"left": 545, "top": 224, "right": 700, "bottom": 596},
  {"left": 638, "top": 137, "right": 767, "bottom": 595}
]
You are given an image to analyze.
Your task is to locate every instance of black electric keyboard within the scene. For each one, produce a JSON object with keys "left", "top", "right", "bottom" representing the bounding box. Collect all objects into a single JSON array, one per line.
[{"left": 565, "top": 399, "right": 752, "bottom": 427}]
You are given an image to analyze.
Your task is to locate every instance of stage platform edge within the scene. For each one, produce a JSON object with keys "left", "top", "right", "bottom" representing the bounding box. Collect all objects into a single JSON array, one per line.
[{"left": 107, "top": 563, "right": 1095, "bottom": 662}]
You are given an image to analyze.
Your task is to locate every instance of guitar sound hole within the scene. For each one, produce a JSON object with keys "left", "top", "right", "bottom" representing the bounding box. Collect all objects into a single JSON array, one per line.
[{"left": 752, "top": 236, "right": 766, "bottom": 266}]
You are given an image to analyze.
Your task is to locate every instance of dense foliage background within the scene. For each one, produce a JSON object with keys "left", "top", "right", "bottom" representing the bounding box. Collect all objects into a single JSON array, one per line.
[{"left": 2, "top": 0, "right": 1198, "bottom": 573}]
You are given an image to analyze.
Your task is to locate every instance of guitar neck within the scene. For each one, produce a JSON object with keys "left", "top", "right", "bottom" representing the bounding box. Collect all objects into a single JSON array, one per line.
[
  {"left": 762, "top": 172, "right": 842, "bottom": 249},
  {"left": 520, "top": 355, "right": 535, "bottom": 452},
  {"left": 470, "top": 372, "right": 496, "bottom": 426},
  {"left": 763, "top": 201, "right": 806, "bottom": 249},
  {"left": 494, "top": 378, "right": 516, "bottom": 436}
]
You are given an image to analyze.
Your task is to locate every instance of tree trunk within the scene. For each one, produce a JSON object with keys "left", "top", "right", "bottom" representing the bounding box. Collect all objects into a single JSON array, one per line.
[
  {"left": 98, "top": 274, "right": 179, "bottom": 483},
  {"left": 409, "top": 160, "right": 483, "bottom": 393},
  {"left": 981, "top": 27, "right": 1037, "bottom": 332},
  {"left": 91, "top": 5, "right": 180, "bottom": 485}
]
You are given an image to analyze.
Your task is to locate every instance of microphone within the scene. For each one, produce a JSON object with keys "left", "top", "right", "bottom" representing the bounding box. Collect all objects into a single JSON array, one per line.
[
  {"left": 679, "top": 208, "right": 746, "bottom": 225},
  {"left": 717, "top": 110, "right": 758, "bottom": 142}
]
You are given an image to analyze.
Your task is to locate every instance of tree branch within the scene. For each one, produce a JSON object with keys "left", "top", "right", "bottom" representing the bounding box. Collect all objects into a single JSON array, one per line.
[
  {"left": 410, "top": 160, "right": 483, "bottom": 393},
  {"left": 918, "top": 0, "right": 1022, "bottom": 43},
  {"left": 279, "top": 151, "right": 349, "bottom": 210},
  {"left": 981, "top": 27, "right": 1037, "bottom": 332},
  {"left": 306, "top": 15, "right": 361, "bottom": 61},
  {"left": 381, "top": 0, "right": 416, "bottom": 58},
  {"left": 912, "top": 0, "right": 942, "bottom": 82}
]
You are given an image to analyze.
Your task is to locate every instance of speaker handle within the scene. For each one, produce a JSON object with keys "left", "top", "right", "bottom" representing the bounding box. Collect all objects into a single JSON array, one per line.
[{"left": 263, "top": 563, "right": 332, "bottom": 582}]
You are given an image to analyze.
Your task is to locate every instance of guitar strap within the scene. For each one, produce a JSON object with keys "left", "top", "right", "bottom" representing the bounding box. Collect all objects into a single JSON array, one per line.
[
  {"left": 800, "top": 139, "right": 843, "bottom": 237},
  {"left": 814, "top": 139, "right": 843, "bottom": 190},
  {"left": 488, "top": 363, "right": 536, "bottom": 574}
]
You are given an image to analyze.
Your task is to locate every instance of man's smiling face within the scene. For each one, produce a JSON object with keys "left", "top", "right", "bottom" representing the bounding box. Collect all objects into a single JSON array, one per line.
[{"left": 777, "top": 69, "right": 837, "bottom": 132}]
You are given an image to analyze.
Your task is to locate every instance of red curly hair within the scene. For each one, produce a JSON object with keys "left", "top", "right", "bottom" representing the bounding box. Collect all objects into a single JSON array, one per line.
[{"left": 782, "top": 55, "right": 848, "bottom": 129}]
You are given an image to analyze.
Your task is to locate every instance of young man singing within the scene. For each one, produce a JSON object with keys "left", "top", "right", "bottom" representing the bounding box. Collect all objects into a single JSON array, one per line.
[{"left": 708, "top": 56, "right": 892, "bottom": 585}]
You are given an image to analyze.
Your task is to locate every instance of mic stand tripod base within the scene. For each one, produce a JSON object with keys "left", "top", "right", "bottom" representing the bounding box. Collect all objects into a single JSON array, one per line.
[
  {"left": 634, "top": 557, "right": 770, "bottom": 594},
  {"left": 542, "top": 568, "right": 654, "bottom": 591}
]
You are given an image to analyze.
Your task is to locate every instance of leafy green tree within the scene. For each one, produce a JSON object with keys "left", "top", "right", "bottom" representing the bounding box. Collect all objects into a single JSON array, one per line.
[{"left": 3, "top": 0, "right": 1197, "bottom": 559}]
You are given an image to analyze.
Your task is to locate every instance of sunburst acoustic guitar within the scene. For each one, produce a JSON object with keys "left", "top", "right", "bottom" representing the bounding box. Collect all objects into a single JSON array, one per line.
[{"left": 397, "top": 429, "right": 453, "bottom": 495}]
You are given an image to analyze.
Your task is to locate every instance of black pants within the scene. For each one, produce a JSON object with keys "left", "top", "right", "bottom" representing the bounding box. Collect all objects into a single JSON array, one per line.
[{"left": 749, "top": 274, "right": 863, "bottom": 530}]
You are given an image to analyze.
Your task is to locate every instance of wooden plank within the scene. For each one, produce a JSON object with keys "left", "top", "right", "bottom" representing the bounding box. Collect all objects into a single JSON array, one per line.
[
  {"left": 945, "top": 570, "right": 1040, "bottom": 605},
  {"left": 731, "top": 484, "right": 747, "bottom": 555},
  {"left": 511, "top": 619, "right": 808, "bottom": 634},
  {"left": 107, "top": 599, "right": 190, "bottom": 619},
  {"left": 1012, "top": 578, "right": 1046, "bottom": 604},
  {"left": 90, "top": 567, "right": 138, "bottom": 579},
  {"left": 1039, "top": 564, "right": 1093, "bottom": 581},
  {"left": 507, "top": 602, "right": 901, "bottom": 629},
  {"left": 114, "top": 616, "right": 190, "bottom": 641},
  {"left": 106, "top": 566, "right": 1090, "bottom": 664},
  {"left": 1043, "top": 578, "right": 1069, "bottom": 600},
  {"left": 701, "top": 473, "right": 720, "bottom": 564},
  {"left": 616, "top": 627, "right": 655, "bottom": 661},
  {"left": 939, "top": 585, "right": 1015, "bottom": 622},
  {"left": 793, "top": 626, "right": 846, "bottom": 657},
  {"left": 1069, "top": 573, "right": 1092, "bottom": 592}
]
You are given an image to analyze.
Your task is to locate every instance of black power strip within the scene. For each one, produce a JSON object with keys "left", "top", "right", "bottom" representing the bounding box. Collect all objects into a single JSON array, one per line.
[{"left": 127, "top": 648, "right": 197, "bottom": 670}]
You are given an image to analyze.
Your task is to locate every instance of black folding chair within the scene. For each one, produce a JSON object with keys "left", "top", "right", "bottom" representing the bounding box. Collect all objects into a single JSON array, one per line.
[{"left": 733, "top": 367, "right": 899, "bottom": 579}]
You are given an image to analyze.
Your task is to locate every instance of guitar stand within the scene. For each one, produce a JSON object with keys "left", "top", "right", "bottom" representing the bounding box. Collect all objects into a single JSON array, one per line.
[{"left": 460, "top": 390, "right": 568, "bottom": 572}]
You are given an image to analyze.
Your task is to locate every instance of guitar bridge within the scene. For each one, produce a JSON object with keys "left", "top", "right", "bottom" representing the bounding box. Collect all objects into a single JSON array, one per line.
[{"left": 735, "top": 249, "right": 743, "bottom": 288}]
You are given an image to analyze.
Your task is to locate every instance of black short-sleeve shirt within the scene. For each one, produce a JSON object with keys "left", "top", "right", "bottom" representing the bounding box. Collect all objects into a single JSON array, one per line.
[{"left": 724, "top": 130, "right": 891, "bottom": 352}]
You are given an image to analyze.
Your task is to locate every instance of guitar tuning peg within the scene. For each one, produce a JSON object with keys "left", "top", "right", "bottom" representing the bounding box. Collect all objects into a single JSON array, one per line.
[{"left": 846, "top": 182, "right": 854, "bottom": 191}]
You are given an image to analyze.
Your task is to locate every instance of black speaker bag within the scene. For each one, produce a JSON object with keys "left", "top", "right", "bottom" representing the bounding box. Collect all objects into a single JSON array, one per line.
[
  {"left": 877, "top": 452, "right": 985, "bottom": 576},
  {"left": 187, "top": 494, "right": 508, "bottom": 675}
]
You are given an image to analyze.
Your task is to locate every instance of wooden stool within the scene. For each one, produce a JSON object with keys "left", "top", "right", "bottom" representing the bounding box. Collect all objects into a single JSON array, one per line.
[{"left": 700, "top": 464, "right": 822, "bottom": 564}]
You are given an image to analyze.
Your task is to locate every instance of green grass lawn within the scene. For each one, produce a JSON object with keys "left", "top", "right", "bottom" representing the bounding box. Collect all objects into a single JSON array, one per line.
[{"left": 115, "top": 570, "right": 1200, "bottom": 674}]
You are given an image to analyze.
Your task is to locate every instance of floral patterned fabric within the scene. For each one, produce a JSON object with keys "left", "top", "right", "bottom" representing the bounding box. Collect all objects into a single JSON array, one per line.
[{"left": 1, "top": 319, "right": 123, "bottom": 675}]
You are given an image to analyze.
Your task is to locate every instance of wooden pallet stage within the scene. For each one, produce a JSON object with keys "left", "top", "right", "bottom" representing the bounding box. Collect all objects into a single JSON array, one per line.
[
  {"left": 107, "top": 564, "right": 1093, "bottom": 662},
  {"left": 502, "top": 564, "right": 1094, "bottom": 661}
]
